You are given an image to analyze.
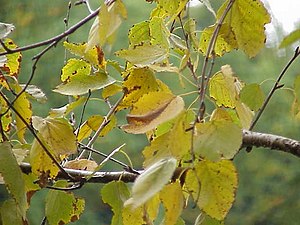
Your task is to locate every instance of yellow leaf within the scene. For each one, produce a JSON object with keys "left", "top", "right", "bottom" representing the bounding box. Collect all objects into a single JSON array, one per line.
[
  {"left": 235, "top": 101, "right": 254, "bottom": 129},
  {"left": 122, "top": 206, "right": 144, "bottom": 225},
  {"left": 13, "top": 83, "right": 32, "bottom": 143},
  {"left": 0, "top": 93, "right": 12, "bottom": 141},
  {"left": 217, "top": 0, "right": 271, "bottom": 57},
  {"left": 194, "top": 119, "right": 242, "bottom": 161},
  {"left": 160, "top": 181, "right": 184, "bottom": 225},
  {"left": 185, "top": 160, "right": 238, "bottom": 220},
  {"left": 102, "top": 83, "right": 122, "bottom": 99},
  {"left": 122, "top": 93, "right": 185, "bottom": 134},
  {"left": 60, "top": 58, "right": 91, "bottom": 82}
]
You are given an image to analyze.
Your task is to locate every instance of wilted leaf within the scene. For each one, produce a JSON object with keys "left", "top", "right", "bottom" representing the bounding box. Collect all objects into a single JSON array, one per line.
[
  {"left": 235, "top": 101, "right": 254, "bottom": 129},
  {"left": 185, "top": 160, "right": 238, "bottom": 220},
  {"left": 160, "top": 181, "right": 184, "bottom": 225},
  {"left": 217, "top": 0, "right": 271, "bottom": 57},
  {"left": 279, "top": 29, "right": 300, "bottom": 48},
  {"left": 46, "top": 181, "right": 85, "bottom": 225},
  {"left": 0, "top": 22, "right": 15, "bottom": 39},
  {"left": 240, "top": 83, "right": 265, "bottom": 111},
  {"left": 20, "top": 84, "right": 47, "bottom": 103},
  {"left": 64, "top": 159, "right": 98, "bottom": 171},
  {"left": 194, "top": 119, "right": 242, "bottom": 161},
  {"left": 0, "top": 38, "right": 22, "bottom": 77},
  {"left": 115, "top": 43, "right": 168, "bottom": 66},
  {"left": 54, "top": 72, "right": 115, "bottom": 96},
  {"left": 122, "top": 93, "right": 185, "bottom": 134},
  {"left": 124, "top": 157, "right": 177, "bottom": 209},
  {"left": 0, "top": 142, "right": 27, "bottom": 218},
  {"left": 101, "top": 181, "right": 130, "bottom": 225}
]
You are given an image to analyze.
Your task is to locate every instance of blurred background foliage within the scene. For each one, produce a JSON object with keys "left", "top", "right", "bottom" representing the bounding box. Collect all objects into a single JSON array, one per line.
[{"left": 1, "top": 0, "right": 300, "bottom": 224}]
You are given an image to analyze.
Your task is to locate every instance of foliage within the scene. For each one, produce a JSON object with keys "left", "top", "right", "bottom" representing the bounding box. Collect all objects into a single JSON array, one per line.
[{"left": 0, "top": 0, "right": 299, "bottom": 225}]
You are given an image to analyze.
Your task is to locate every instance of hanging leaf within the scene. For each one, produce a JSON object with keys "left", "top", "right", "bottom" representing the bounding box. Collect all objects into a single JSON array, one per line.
[
  {"left": 128, "top": 21, "right": 151, "bottom": 46},
  {"left": 54, "top": 72, "right": 115, "bottom": 96},
  {"left": 86, "top": 0, "right": 127, "bottom": 50},
  {"left": 0, "top": 142, "right": 27, "bottom": 220},
  {"left": 149, "top": 16, "right": 170, "bottom": 48},
  {"left": 194, "top": 119, "right": 242, "bottom": 161},
  {"left": 217, "top": 0, "right": 271, "bottom": 57},
  {"left": 102, "top": 83, "right": 122, "bottom": 99},
  {"left": 45, "top": 181, "right": 85, "bottom": 225},
  {"left": 124, "top": 157, "right": 177, "bottom": 209},
  {"left": 235, "top": 101, "right": 254, "bottom": 129},
  {"left": 240, "top": 83, "right": 265, "bottom": 111},
  {"left": 0, "top": 93, "right": 12, "bottom": 141},
  {"left": 12, "top": 83, "right": 32, "bottom": 143},
  {"left": 116, "top": 43, "right": 168, "bottom": 66},
  {"left": 279, "top": 29, "right": 300, "bottom": 48},
  {"left": 160, "top": 181, "right": 184, "bottom": 225},
  {"left": 122, "top": 93, "right": 185, "bottom": 134},
  {"left": 101, "top": 181, "right": 130, "bottom": 225},
  {"left": 122, "top": 206, "right": 144, "bottom": 225},
  {"left": 185, "top": 160, "right": 238, "bottom": 220}
]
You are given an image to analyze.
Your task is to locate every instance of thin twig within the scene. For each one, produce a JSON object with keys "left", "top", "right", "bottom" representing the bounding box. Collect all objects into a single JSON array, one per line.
[
  {"left": 249, "top": 46, "right": 300, "bottom": 130},
  {"left": 78, "top": 95, "right": 124, "bottom": 159},
  {"left": 0, "top": 8, "right": 100, "bottom": 57},
  {"left": 197, "top": 0, "right": 235, "bottom": 122}
]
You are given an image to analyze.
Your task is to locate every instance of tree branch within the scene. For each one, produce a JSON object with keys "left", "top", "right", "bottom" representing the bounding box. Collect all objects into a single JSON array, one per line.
[
  {"left": 242, "top": 130, "right": 300, "bottom": 157},
  {"left": 18, "top": 130, "right": 300, "bottom": 184}
]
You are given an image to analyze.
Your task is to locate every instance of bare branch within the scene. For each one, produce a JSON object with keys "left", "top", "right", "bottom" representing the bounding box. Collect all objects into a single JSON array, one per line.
[{"left": 242, "top": 130, "right": 300, "bottom": 157}]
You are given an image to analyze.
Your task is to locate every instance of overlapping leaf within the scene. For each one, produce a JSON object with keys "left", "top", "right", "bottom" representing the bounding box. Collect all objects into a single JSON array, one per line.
[
  {"left": 217, "top": 0, "right": 271, "bottom": 57},
  {"left": 124, "top": 157, "right": 177, "bottom": 209},
  {"left": 60, "top": 58, "right": 91, "bottom": 82},
  {"left": 185, "top": 160, "right": 238, "bottom": 220},
  {"left": 240, "top": 83, "right": 265, "bottom": 111},
  {"left": 0, "top": 93, "right": 12, "bottom": 141}
]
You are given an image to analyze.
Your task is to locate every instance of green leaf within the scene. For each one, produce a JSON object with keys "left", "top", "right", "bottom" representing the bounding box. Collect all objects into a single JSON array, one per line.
[
  {"left": 0, "top": 199, "right": 28, "bottom": 225},
  {"left": 279, "top": 29, "right": 300, "bottom": 48},
  {"left": 54, "top": 72, "right": 115, "bottom": 96},
  {"left": 195, "top": 213, "right": 224, "bottom": 225},
  {"left": 60, "top": 58, "right": 91, "bottom": 82},
  {"left": 125, "top": 157, "right": 177, "bottom": 209},
  {"left": 217, "top": 0, "right": 271, "bottom": 57},
  {"left": 0, "top": 142, "right": 27, "bottom": 219},
  {"left": 160, "top": 181, "right": 184, "bottom": 225},
  {"left": 101, "top": 181, "right": 130, "bottom": 225},
  {"left": 185, "top": 160, "right": 238, "bottom": 220},
  {"left": 240, "top": 83, "right": 265, "bottom": 111},
  {"left": 115, "top": 43, "right": 168, "bottom": 66},
  {"left": 149, "top": 16, "right": 170, "bottom": 48},
  {"left": 46, "top": 181, "right": 85, "bottom": 225},
  {"left": 129, "top": 21, "right": 151, "bottom": 47},
  {"left": 49, "top": 97, "right": 87, "bottom": 117},
  {"left": 194, "top": 119, "right": 242, "bottom": 161}
]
